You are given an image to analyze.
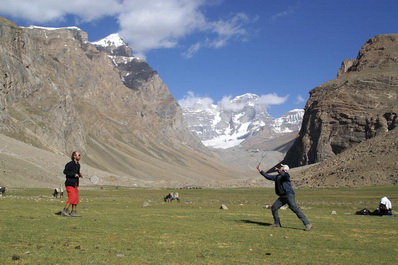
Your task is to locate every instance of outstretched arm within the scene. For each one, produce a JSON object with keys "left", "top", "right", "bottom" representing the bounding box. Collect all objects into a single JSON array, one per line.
[{"left": 256, "top": 165, "right": 276, "bottom": 181}]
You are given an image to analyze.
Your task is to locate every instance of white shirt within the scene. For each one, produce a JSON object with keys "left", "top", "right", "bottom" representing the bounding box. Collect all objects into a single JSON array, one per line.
[{"left": 380, "top": 197, "right": 392, "bottom": 210}]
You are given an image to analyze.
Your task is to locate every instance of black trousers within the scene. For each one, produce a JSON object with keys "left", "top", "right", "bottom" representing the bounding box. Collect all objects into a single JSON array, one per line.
[{"left": 271, "top": 193, "right": 310, "bottom": 225}]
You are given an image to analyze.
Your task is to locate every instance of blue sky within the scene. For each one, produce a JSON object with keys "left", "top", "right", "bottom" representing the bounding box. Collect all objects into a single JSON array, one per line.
[{"left": 1, "top": 0, "right": 397, "bottom": 117}]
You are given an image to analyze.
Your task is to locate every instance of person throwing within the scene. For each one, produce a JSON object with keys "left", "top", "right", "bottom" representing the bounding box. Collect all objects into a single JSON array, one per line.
[
  {"left": 257, "top": 163, "right": 312, "bottom": 231},
  {"left": 61, "top": 151, "right": 83, "bottom": 217}
]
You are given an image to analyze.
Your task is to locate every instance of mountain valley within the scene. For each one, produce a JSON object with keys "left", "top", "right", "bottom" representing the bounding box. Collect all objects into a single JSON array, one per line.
[{"left": 0, "top": 16, "right": 397, "bottom": 189}]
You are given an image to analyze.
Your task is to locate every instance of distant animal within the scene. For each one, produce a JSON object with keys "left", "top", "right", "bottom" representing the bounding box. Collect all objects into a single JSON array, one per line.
[
  {"left": 164, "top": 192, "right": 180, "bottom": 202},
  {"left": 53, "top": 187, "right": 64, "bottom": 198},
  {"left": 0, "top": 186, "right": 6, "bottom": 196}
]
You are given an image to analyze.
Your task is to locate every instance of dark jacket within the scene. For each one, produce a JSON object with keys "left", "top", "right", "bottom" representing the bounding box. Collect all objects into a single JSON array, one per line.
[
  {"left": 63, "top": 161, "right": 80, "bottom": 187},
  {"left": 259, "top": 170, "right": 294, "bottom": 196}
]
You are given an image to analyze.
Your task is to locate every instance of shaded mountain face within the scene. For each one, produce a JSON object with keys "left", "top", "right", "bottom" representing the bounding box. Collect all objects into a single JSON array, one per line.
[
  {"left": 1, "top": 17, "right": 246, "bottom": 186},
  {"left": 181, "top": 93, "right": 303, "bottom": 149},
  {"left": 284, "top": 34, "right": 398, "bottom": 167}
]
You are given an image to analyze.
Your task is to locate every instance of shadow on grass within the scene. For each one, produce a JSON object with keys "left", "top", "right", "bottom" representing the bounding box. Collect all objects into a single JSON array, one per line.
[
  {"left": 239, "top": 219, "right": 271, "bottom": 226},
  {"left": 239, "top": 220, "right": 303, "bottom": 230}
]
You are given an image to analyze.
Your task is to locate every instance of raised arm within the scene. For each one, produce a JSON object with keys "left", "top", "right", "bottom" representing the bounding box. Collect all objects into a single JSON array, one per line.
[{"left": 256, "top": 164, "right": 277, "bottom": 181}]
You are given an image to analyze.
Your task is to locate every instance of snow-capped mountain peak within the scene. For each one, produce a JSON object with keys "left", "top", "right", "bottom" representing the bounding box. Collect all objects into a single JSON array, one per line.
[
  {"left": 232, "top": 93, "right": 258, "bottom": 102},
  {"left": 181, "top": 94, "right": 304, "bottom": 149},
  {"left": 91, "top": 33, "right": 126, "bottom": 47}
]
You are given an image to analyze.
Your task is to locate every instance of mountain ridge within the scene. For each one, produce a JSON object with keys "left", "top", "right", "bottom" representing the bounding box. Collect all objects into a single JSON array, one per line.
[{"left": 181, "top": 93, "right": 303, "bottom": 149}]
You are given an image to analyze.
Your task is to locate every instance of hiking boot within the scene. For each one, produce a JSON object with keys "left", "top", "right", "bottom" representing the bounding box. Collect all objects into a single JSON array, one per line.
[
  {"left": 61, "top": 209, "right": 70, "bottom": 217},
  {"left": 270, "top": 223, "right": 281, "bottom": 228},
  {"left": 70, "top": 210, "right": 82, "bottom": 217},
  {"left": 304, "top": 224, "right": 313, "bottom": 231}
]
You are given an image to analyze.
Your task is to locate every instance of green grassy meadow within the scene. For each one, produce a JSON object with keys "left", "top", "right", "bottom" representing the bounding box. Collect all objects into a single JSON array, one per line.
[{"left": 1, "top": 186, "right": 397, "bottom": 264}]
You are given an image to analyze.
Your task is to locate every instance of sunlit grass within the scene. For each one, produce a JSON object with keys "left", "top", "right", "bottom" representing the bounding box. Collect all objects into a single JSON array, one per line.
[{"left": 0, "top": 186, "right": 397, "bottom": 264}]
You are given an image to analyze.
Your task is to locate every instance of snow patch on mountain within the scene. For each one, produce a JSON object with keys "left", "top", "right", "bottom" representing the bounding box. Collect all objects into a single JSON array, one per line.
[
  {"left": 272, "top": 109, "right": 304, "bottom": 133},
  {"left": 23, "top": 25, "right": 82, "bottom": 31},
  {"left": 91, "top": 33, "right": 126, "bottom": 47}
]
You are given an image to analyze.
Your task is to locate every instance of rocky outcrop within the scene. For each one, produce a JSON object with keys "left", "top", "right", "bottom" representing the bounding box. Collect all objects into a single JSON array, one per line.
[
  {"left": 337, "top": 59, "right": 354, "bottom": 77},
  {"left": 284, "top": 34, "right": 398, "bottom": 167}
]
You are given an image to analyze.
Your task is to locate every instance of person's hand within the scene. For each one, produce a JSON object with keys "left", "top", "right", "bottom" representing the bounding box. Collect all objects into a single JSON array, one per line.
[{"left": 256, "top": 164, "right": 261, "bottom": 172}]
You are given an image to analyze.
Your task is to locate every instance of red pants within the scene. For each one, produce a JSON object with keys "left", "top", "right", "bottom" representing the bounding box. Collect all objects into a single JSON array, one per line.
[{"left": 66, "top": 186, "right": 79, "bottom": 205}]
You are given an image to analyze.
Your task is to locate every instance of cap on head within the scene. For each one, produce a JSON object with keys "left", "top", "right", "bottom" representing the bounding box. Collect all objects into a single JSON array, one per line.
[{"left": 280, "top": 164, "right": 289, "bottom": 171}]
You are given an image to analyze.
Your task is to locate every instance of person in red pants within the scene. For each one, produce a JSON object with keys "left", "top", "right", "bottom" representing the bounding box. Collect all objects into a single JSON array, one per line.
[{"left": 61, "top": 151, "right": 83, "bottom": 217}]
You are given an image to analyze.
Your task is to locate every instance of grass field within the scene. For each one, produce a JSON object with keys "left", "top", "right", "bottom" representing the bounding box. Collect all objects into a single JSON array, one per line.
[{"left": 1, "top": 186, "right": 397, "bottom": 264}]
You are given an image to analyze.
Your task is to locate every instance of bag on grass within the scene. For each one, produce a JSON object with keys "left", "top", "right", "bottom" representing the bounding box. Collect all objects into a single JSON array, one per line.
[{"left": 355, "top": 208, "right": 371, "bottom": 215}]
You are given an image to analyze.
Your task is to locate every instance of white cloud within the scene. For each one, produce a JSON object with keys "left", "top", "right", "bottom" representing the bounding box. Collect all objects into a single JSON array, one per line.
[
  {"left": 180, "top": 92, "right": 288, "bottom": 111},
  {"left": 183, "top": 12, "right": 254, "bottom": 57},
  {"left": 118, "top": 0, "right": 206, "bottom": 58},
  {"left": 210, "top": 13, "right": 250, "bottom": 39},
  {"left": 182, "top": 42, "right": 202, "bottom": 58},
  {"left": 207, "top": 13, "right": 250, "bottom": 46},
  {"left": 178, "top": 91, "right": 214, "bottom": 110},
  {"left": 119, "top": 1, "right": 255, "bottom": 58},
  {"left": 0, "top": 0, "right": 255, "bottom": 58},
  {"left": 255, "top": 93, "right": 288, "bottom": 106},
  {"left": 295, "top": 94, "right": 306, "bottom": 104},
  {"left": 0, "top": 0, "right": 121, "bottom": 23},
  {"left": 218, "top": 96, "right": 245, "bottom": 112},
  {"left": 270, "top": 4, "right": 299, "bottom": 22},
  {"left": 217, "top": 93, "right": 287, "bottom": 112}
]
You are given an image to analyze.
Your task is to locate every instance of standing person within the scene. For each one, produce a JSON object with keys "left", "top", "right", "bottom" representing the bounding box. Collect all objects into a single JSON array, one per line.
[
  {"left": 256, "top": 164, "right": 312, "bottom": 231},
  {"left": 61, "top": 151, "right": 83, "bottom": 217}
]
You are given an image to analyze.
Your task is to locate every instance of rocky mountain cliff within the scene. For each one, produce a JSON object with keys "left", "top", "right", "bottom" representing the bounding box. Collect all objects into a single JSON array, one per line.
[
  {"left": 181, "top": 93, "right": 303, "bottom": 149},
  {"left": 0, "top": 17, "right": 247, "bottom": 187},
  {"left": 283, "top": 34, "right": 398, "bottom": 167}
]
